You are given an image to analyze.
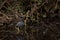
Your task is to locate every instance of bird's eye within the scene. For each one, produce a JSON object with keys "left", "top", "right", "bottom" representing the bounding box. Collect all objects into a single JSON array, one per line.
[
  {"left": 20, "top": 17, "right": 23, "bottom": 18},
  {"left": 28, "top": 17, "right": 30, "bottom": 19}
]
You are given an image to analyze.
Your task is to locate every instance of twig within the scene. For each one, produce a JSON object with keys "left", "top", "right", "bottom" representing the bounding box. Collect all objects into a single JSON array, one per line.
[
  {"left": 30, "top": 1, "right": 47, "bottom": 15},
  {"left": 0, "top": 0, "right": 7, "bottom": 9}
]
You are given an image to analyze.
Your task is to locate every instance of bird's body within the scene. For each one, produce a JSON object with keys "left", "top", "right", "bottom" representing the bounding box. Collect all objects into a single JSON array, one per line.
[
  {"left": 16, "top": 21, "right": 25, "bottom": 27},
  {"left": 15, "top": 21, "right": 25, "bottom": 34}
]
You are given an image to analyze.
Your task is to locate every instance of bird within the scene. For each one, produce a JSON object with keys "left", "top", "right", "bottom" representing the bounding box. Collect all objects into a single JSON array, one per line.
[
  {"left": 15, "top": 16, "right": 25, "bottom": 34},
  {"left": 16, "top": 16, "right": 25, "bottom": 27}
]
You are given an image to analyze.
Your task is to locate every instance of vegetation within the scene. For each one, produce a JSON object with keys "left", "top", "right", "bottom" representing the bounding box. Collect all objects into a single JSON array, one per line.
[{"left": 0, "top": 0, "right": 60, "bottom": 40}]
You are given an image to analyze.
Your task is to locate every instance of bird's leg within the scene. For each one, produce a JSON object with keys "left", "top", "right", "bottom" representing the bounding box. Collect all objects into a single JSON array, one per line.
[{"left": 15, "top": 27, "right": 20, "bottom": 34}]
